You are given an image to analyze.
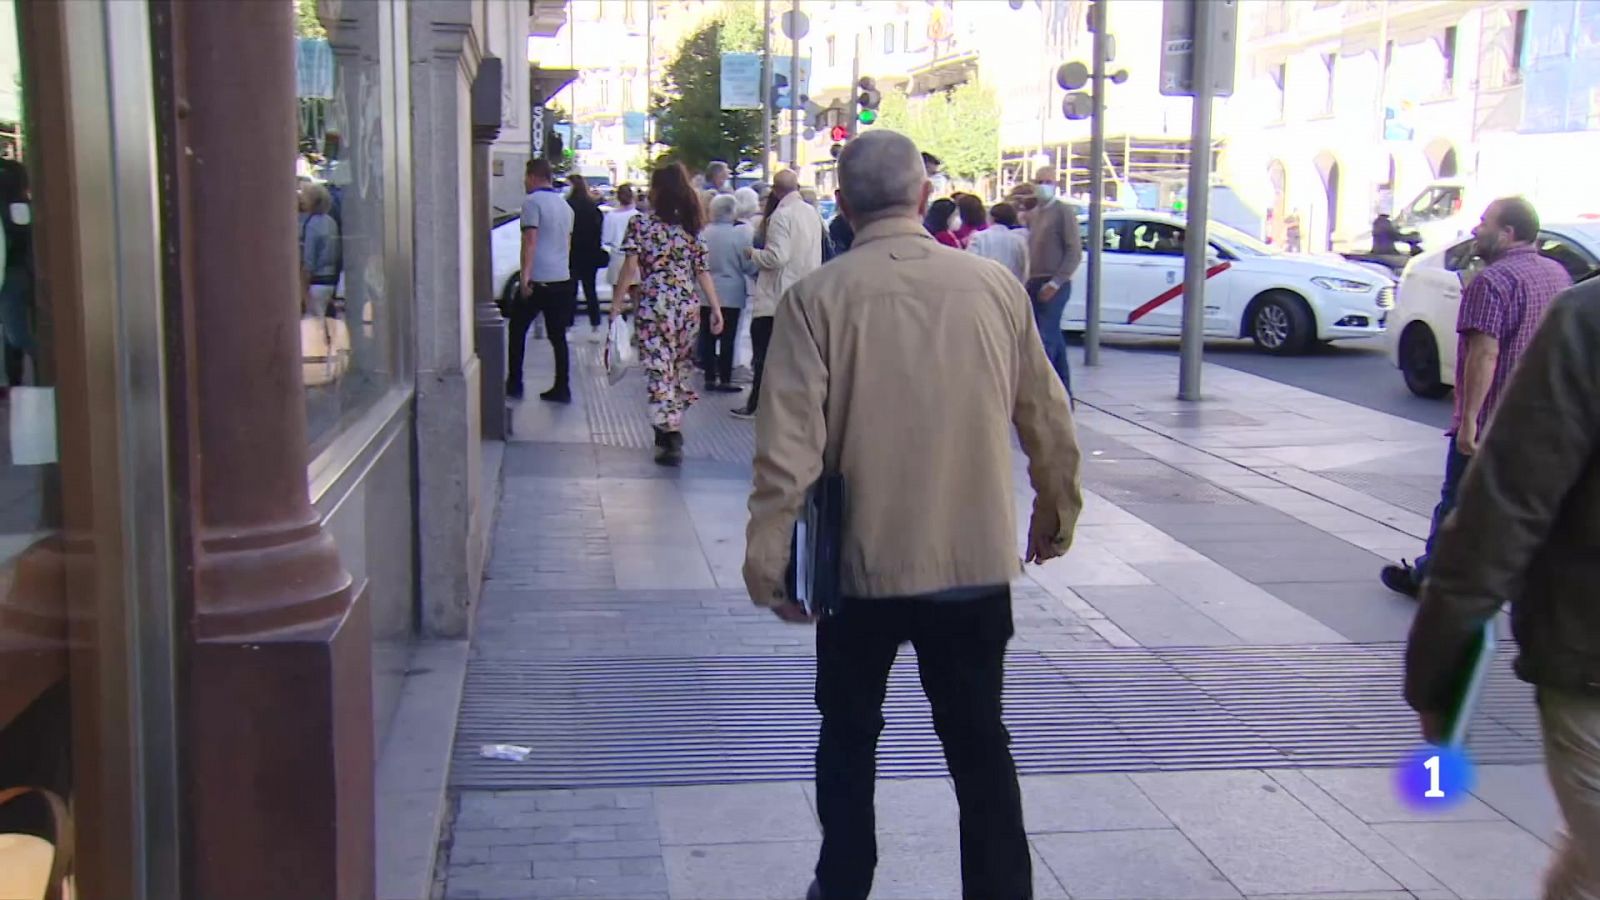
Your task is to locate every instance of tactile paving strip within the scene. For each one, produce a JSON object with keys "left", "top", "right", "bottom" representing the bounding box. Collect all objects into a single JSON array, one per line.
[
  {"left": 1314, "top": 468, "right": 1442, "bottom": 518},
  {"left": 452, "top": 643, "right": 1539, "bottom": 789},
  {"left": 578, "top": 345, "right": 758, "bottom": 464}
]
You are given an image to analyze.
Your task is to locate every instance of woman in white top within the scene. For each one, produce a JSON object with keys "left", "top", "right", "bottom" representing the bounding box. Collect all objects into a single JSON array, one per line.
[
  {"left": 966, "top": 201, "right": 1030, "bottom": 285},
  {"left": 601, "top": 183, "right": 640, "bottom": 291}
]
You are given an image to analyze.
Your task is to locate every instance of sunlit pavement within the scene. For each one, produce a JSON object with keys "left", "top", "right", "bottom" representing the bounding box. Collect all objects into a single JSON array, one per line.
[{"left": 434, "top": 341, "right": 1558, "bottom": 900}]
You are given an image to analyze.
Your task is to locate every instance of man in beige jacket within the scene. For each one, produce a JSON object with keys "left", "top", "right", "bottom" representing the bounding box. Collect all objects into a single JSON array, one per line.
[
  {"left": 744, "top": 130, "right": 1083, "bottom": 900},
  {"left": 734, "top": 169, "right": 824, "bottom": 418}
]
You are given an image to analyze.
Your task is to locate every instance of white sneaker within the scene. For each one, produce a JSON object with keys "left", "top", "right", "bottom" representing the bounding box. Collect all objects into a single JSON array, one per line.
[{"left": 587, "top": 326, "right": 604, "bottom": 343}]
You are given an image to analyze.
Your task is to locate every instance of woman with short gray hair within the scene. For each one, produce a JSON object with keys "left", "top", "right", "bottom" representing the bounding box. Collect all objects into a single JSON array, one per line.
[
  {"left": 699, "top": 193, "right": 756, "bottom": 392},
  {"left": 298, "top": 182, "right": 341, "bottom": 317}
]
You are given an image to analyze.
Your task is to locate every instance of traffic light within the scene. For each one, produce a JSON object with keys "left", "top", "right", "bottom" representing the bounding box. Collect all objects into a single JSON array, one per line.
[
  {"left": 856, "top": 76, "right": 881, "bottom": 124},
  {"left": 829, "top": 124, "right": 849, "bottom": 142},
  {"left": 770, "top": 72, "right": 790, "bottom": 111}
]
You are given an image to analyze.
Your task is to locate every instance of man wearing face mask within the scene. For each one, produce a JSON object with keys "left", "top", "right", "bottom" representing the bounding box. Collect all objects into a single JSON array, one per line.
[
  {"left": 1023, "top": 168, "right": 1082, "bottom": 395},
  {"left": 1380, "top": 197, "right": 1571, "bottom": 598}
]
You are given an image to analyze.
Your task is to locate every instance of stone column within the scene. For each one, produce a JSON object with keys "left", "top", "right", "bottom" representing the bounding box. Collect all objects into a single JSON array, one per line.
[
  {"left": 472, "top": 55, "right": 507, "bottom": 441},
  {"left": 166, "top": 1, "right": 372, "bottom": 897},
  {"left": 411, "top": 0, "right": 484, "bottom": 638}
]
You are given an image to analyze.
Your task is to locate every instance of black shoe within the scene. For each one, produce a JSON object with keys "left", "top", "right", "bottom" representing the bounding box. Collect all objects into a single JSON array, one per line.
[
  {"left": 713, "top": 383, "right": 743, "bottom": 394},
  {"left": 653, "top": 426, "right": 669, "bottom": 448},
  {"left": 730, "top": 406, "right": 756, "bottom": 420},
  {"left": 806, "top": 880, "right": 823, "bottom": 900},
  {"left": 540, "top": 385, "right": 572, "bottom": 404},
  {"left": 505, "top": 381, "right": 524, "bottom": 400},
  {"left": 655, "top": 430, "right": 684, "bottom": 466},
  {"left": 1381, "top": 560, "right": 1421, "bottom": 598}
]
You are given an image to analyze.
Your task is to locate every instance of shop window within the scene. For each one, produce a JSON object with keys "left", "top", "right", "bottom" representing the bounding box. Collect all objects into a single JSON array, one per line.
[
  {"left": 885, "top": 24, "right": 896, "bottom": 54},
  {"left": 296, "top": 0, "right": 399, "bottom": 453}
]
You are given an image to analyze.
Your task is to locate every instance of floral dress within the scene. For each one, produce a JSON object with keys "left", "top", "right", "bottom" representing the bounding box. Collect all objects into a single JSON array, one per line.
[{"left": 621, "top": 213, "right": 710, "bottom": 430}]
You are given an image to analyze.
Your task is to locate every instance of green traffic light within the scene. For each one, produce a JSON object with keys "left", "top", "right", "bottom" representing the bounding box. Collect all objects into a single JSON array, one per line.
[{"left": 858, "top": 109, "right": 877, "bottom": 125}]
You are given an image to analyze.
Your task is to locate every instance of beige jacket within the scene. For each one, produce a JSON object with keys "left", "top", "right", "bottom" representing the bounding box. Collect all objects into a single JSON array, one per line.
[
  {"left": 743, "top": 217, "right": 1083, "bottom": 608},
  {"left": 749, "top": 191, "right": 824, "bottom": 317}
]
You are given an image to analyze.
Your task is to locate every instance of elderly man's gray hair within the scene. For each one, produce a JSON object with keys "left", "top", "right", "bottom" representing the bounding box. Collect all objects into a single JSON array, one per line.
[
  {"left": 707, "top": 160, "right": 730, "bottom": 178},
  {"left": 838, "top": 130, "right": 926, "bottom": 223},
  {"left": 709, "top": 193, "right": 739, "bottom": 223}
]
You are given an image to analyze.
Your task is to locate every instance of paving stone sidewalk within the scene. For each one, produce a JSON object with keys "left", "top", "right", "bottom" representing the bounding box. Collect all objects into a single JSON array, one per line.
[{"left": 435, "top": 346, "right": 1561, "bottom": 900}]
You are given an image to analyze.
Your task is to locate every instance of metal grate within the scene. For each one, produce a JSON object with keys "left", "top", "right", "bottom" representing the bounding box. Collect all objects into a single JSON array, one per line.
[
  {"left": 1081, "top": 458, "right": 1252, "bottom": 506},
  {"left": 577, "top": 345, "right": 757, "bottom": 464},
  {"left": 451, "top": 643, "right": 1538, "bottom": 790},
  {"left": 1315, "top": 468, "right": 1442, "bottom": 518}
]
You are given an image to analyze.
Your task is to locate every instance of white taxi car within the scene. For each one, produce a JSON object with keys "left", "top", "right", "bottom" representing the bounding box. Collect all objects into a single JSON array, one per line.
[
  {"left": 1064, "top": 211, "right": 1395, "bottom": 355},
  {"left": 1387, "top": 222, "right": 1600, "bottom": 398}
]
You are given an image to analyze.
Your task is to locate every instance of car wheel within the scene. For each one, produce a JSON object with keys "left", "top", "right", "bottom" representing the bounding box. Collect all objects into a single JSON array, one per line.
[
  {"left": 1248, "top": 292, "right": 1312, "bottom": 355},
  {"left": 1399, "top": 323, "right": 1450, "bottom": 399}
]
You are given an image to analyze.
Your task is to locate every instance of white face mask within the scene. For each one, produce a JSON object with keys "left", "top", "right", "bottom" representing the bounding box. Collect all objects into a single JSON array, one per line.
[
  {"left": 1035, "top": 183, "right": 1057, "bottom": 202},
  {"left": 950, "top": 215, "right": 963, "bottom": 231},
  {"left": 9, "top": 203, "right": 29, "bottom": 226}
]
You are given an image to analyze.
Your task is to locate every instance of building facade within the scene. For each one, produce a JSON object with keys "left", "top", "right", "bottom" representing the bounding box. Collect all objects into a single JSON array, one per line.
[{"left": 0, "top": 1, "right": 561, "bottom": 897}]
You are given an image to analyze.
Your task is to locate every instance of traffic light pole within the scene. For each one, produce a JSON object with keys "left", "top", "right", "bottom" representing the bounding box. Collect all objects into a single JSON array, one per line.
[
  {"left": 1179, "top": 0, "right": 1214, "bottom": 401},
  {"left": 790, "top": 0, "right": 801, "bottom": 166},
  {"left": 848, "top": 33, "right": 860, "bottom": 139},
  {"left": 1085, "top": 1, "right": 1108, "bottom": 368},
  {"left": 761, "top": 0, "right": 772, "bottom": 182}
]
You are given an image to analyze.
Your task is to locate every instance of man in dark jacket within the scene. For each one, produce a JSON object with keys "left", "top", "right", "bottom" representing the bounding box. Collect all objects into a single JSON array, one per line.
[{"left": 1404, "top": 274, "right": 1600, "bottom": 899}]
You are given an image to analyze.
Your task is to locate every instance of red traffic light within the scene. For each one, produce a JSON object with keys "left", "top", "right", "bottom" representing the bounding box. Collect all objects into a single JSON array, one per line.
[{"left": 830, "top": 124, "right": 849, "bottom": 142}]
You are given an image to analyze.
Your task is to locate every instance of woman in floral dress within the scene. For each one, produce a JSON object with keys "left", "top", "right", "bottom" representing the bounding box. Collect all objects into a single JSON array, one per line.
[{"left": 615, "top": 163, "right": 726, "bottom": 465}]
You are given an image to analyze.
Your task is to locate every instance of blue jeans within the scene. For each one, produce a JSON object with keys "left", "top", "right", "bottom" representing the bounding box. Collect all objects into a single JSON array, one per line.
[
  {"left": 1415, "top": 438, "right": 1472, "bottom": 581},
  {"left": 1026, "top": 277, "right": 1072, "bottom": 397}
]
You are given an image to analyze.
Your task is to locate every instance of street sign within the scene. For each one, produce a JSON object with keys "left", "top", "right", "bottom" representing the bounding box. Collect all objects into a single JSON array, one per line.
[
  {"left": 769, "top": 56, "right": 811, "bottom": 111},
  {"left": 1062, "top": 92, "right": 1093, "bottom": 120},
  {"left": 622, "top": 111, "right": 647, "bottom": 145},
  {"left": 531, "top": 105, "right": 545, "bottom": 155},
  {"left": 780, "top": 9, "right": 809, "bottom": 40},
  {"left": 720, "top": 53, "right": 763, "bottom": 109},
  {"left": 1158, "top": 0, "right": 1237, "bottom": 98}
]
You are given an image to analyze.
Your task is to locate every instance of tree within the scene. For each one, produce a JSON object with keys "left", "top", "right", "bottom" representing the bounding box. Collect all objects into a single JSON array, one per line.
[
  {"left": 653, "top": 5, "right": 766, "bottom": 173},
  {"left": 877, "top": 81, "right": 1000, "bottom": 185},
  {"left": 296, "top": 0, "right": 326, "bottom": 39}
]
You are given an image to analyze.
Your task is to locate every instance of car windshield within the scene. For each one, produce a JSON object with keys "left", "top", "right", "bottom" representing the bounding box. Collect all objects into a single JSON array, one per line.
[{"left": 1208, "top": 221, "right": 1277, "bottom": 257}]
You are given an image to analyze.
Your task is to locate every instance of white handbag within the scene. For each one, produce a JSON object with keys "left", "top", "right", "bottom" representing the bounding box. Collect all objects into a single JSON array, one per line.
[
  {"left": 603, "top": 315, "right": 637, "bottom": 385},
  {"left": 301, "top": 315, "right": 352, "bottom": 387}
]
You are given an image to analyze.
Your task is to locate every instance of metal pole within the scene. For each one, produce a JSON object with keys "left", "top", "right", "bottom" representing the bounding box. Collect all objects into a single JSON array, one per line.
[
  {"left": 762, "top": 0, "right": 772, "bottom": 181},
  {"left": 645, "top": 0, "right": 655, "bottom": 163},
  {"left": 1178, "top": 0, "right": 1214, "bottom": 401},
  {"left": 849, "top": 31, "right": 860, "bottom": 138},
  {"left": 1085, "top": 0, "right": 1107, "bottom": 367},
  {"left": 789, "top": 0, "right": 800, "bottom": 166}
]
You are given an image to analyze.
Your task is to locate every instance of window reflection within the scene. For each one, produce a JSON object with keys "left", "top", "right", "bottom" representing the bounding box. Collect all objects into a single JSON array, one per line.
[{"left": 296, "top": 0, "right": 393, "bottom": 453}]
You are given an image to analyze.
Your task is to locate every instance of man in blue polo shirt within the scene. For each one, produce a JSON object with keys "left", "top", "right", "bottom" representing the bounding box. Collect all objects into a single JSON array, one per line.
[{"left": 508, "top": 158, "right": 577, "bottom": 402}]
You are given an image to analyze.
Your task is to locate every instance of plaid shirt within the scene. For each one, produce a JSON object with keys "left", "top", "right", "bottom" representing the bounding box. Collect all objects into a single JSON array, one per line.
[{"left": 1452, "top": 244, "right": 1572, "bottom": 433}]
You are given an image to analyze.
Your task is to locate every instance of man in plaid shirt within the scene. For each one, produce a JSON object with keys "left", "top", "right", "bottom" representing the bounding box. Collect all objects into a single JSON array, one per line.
[{"left": 1382, "top": 197, "right": 1572, "bottom": 597}]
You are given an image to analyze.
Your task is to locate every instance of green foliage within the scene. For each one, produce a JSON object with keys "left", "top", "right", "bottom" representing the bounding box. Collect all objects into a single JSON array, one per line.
[
  {"left": 877, "top": 82, "right": 999, "bottom": 184},
  {"left": 295, "top": 0, "right": 326, "bottom": 39},
  {"left": 652, "top": 5, "right": 768, "bottom": 173}
]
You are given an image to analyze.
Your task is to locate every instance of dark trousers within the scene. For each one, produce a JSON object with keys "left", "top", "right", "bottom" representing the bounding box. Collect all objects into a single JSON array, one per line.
[
  {"left": 698, "top": 306, "right": 742, "bottom": 385},
  {"left": 745, "top": 315, "right": 774, "bottom": 412},
  {"left": 1416, "top": 437, "right": 1472, "bottom": 581},
  {"left": 814, "top": 588, "right": 1030, "bottom": 900},
  {"left": 577, "top": 267, "right": 601, "bottom": 328},
  {"left": 507, "top": 280, "right": 576, "bottom": 391},
  {"left": 1026, "top": 276, "right": 1073, "bottom": 398}
]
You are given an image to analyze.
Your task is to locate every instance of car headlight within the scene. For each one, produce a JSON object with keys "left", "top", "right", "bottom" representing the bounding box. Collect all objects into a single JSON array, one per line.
[{"left": 1311, "top": 276, "right": 1376, "bottom": 293}]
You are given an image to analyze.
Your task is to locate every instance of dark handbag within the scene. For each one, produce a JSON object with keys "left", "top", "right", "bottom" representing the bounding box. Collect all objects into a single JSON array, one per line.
[
  {"left": 786, "top": 472, "right": 846, "bottom": 617},
  {"left": 595, "top": 249, "right": 611, "bottom": 270}
]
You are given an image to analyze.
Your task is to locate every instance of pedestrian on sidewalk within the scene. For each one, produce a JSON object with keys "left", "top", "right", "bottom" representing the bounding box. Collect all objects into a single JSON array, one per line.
[
  {"left": 967, "top": 202, "right": 1029, "bottom": 285},
  {"left": 954, "top": 192, "right": 987, "bottom": 249},
  {"left": 733, "top": 169, "right": 822, "bottom": 420},
  {"left": 744, "top": 129, "right": 1083, "bottom": 900},
  {"left": 613, "top": 163, "right": 727, "bottom": 466},
  {"left": 1403, "top": 274, "right": 1600, "bottom": 899},
  {"left": 567, "top": 173, "right": 607, "bottom": 343},
  {"left": 601, "top": 183, "right": 640, "bottom": 296},
  {"left": 507, "top": 158, "right": 576, "bottom": 403},
  {"left": 699, "top": 194, "right": 755, "bottom": 394},
  {"left": 1382, "top": 197, "right": 1571, "bottom": 597},
  {"left": 923, "top": 197, "right": 961, "bottom": 249},
  {"left": 1022, "top": 167, "right": 1082, "bottom": 398}
]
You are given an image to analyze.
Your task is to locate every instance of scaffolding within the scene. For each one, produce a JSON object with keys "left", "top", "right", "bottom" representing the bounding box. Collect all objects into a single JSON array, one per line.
[{"left": 997, "top": 135, "right": 1222, "bottom": 206}]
